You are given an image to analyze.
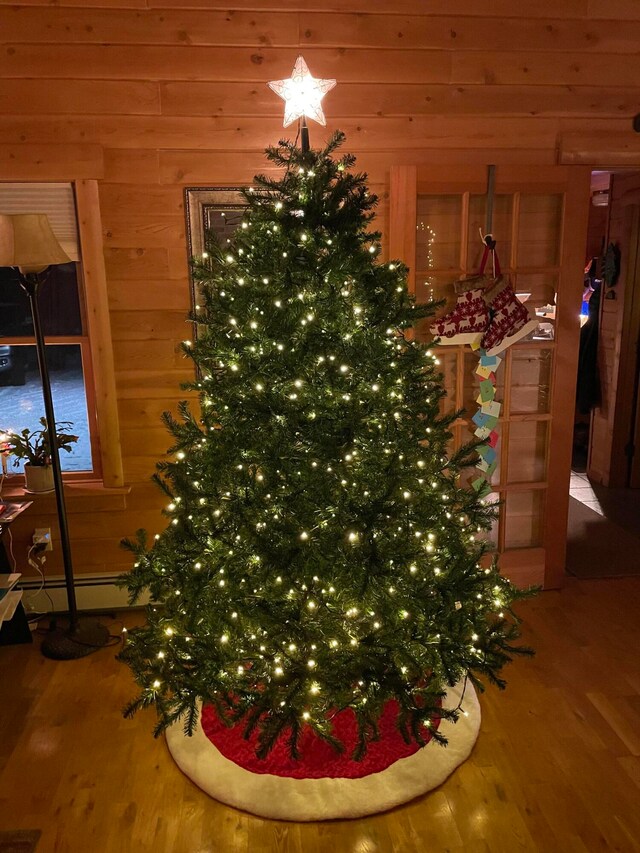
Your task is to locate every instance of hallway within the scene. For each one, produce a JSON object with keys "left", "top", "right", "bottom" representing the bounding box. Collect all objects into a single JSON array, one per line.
[{"left": 566, "top": 471, "right": 640, "bottom": 578}]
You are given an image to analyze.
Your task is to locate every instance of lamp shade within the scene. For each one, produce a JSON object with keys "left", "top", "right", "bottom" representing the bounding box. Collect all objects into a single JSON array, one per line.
[{"left": 0, "top": 212, "right": 71, "bottom": 273}]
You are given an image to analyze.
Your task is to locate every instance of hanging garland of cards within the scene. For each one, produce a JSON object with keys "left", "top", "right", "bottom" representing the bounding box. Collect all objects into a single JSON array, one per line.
[{"left": 429, "top": 239, "right": 537, "bottom": 501}]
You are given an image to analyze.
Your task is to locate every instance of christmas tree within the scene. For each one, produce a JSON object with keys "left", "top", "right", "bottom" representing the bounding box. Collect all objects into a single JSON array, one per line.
[{"left": 119, "top": 131, "right": 532, "bottom": 760}]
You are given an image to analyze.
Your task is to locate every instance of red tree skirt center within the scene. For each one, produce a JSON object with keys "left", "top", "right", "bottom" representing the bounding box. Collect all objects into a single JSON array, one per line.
[{"left": 201, "top": 700, "right": 442, "bottom": 780}]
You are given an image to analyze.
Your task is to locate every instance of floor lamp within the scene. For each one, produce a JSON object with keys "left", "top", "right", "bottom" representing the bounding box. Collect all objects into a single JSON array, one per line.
[{"left": 0, "top": 213, "right": 109, "bottom": 659}]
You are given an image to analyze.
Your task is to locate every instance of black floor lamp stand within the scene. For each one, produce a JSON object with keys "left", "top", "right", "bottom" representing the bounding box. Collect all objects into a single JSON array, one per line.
[{"left": 19, "top": 271, "right": 109, "bottom": 660}]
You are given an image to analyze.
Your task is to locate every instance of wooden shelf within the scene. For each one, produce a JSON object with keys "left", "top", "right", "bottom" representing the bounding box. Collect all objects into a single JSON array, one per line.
[{"left": 0, "top": 590, "right": 23, "bottom": 627}]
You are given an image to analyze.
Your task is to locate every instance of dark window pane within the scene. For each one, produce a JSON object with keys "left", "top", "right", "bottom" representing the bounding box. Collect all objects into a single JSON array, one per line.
[
  {"left": 0, "top": 343, "right": 93, "bottom": 473},
  {"left": 0, "top": 264, "right": 83, "bottom": 338}
]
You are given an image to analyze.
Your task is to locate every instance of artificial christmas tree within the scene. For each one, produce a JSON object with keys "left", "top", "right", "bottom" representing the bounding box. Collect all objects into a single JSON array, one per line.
[{"left": 118, "top": 120, "right": 532, "bottom": 817}]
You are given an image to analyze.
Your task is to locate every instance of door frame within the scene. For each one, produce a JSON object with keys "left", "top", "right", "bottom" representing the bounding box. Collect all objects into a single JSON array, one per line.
[{"left": 389, "top": 164, "right": 591, "bottom": 589}]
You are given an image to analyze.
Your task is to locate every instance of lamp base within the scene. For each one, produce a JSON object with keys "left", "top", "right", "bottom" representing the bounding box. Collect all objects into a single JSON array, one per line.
[{"left": 40, "top": 618, "right": 111, "bottom": 660}]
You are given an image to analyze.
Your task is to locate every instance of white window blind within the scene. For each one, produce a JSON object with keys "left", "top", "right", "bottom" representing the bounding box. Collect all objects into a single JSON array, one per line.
[{"left": 0, "top": 182, "right": 79, "bottom": 261}]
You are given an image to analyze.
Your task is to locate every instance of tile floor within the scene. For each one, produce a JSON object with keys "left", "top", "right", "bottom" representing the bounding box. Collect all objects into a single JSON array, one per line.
[
  {"left": 569, "top": 470, "right": 605, "bottom": 516},
  {"left": 569, "top": 467, "right": 640, "bottom": 539}
]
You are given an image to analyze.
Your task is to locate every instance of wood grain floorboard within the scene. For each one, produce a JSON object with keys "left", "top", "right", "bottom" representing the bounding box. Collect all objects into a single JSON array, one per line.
[{"left": 0, "top": 577, "right": 639, "bottom": 852}]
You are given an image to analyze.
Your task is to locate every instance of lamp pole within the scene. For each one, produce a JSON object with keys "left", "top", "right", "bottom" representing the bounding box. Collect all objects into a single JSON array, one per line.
[
  {"left": 18, "top": 271, "right": 79, "bottom": 630},
  {"left": 0, "top": 213, "right": 109, "bottom": 657}
]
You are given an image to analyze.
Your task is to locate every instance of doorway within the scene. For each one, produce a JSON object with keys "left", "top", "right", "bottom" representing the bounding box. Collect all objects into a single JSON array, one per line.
[{"left": 566, "top": 169, "right": 640, "bottom": 579}]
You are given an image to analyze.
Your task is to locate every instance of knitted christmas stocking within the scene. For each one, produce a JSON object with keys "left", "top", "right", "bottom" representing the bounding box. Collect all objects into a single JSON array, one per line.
[
  {"left": 481, "top": 283, "right": 538, "bottom": 356},
  {"left": 429, "top": 288, "right": 490, "bottom": 346}
]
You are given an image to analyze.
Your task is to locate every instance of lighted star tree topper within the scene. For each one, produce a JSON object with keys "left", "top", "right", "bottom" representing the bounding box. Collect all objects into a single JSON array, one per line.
[{"left": 268, "top": 55, "right": 336, "bottom": 151}]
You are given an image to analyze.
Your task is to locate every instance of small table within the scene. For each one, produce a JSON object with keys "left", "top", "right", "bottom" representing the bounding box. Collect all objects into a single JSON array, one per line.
[{"left": 0, "top": 501, "right": 33, "bottom": 645}]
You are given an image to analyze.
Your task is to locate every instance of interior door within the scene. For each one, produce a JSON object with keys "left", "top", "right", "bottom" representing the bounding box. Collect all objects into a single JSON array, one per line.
[
  {"left": 626, "top": 206, "right": 640, "bottom": 489},
  {"left": 389, "top": 165, "right": 591, "bottom": 589}
]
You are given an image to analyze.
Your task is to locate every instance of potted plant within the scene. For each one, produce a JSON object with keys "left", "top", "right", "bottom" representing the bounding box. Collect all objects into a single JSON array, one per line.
[{"left": 0, "top": 418, "right": 78, "bottom": 493}]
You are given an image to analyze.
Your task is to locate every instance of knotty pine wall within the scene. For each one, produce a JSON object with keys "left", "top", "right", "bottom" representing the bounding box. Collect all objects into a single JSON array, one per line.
[{"left": 3, "top": 0, "right": 640, "bottom": 583}]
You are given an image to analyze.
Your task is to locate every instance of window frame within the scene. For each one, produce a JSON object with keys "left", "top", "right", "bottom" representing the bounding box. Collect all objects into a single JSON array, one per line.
[
  {"left": 0, "top": 336, "right": 102, "bottom": 483},
  {"left": 0, "top": 178, "right": 124, "bottom": 489}
]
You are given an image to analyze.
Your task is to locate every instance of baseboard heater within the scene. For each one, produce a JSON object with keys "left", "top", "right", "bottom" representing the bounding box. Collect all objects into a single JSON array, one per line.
[{"left": 19, "top": 572, "right": 149, "bottom": 614}]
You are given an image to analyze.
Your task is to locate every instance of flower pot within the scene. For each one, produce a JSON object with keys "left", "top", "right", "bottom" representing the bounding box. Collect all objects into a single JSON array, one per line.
[{"left": 24, "top": 463, "right": 55, "bottom": 494}]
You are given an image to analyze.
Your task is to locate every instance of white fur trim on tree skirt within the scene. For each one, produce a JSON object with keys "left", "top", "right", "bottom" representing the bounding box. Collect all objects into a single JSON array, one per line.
[{"left": 165, "top": 680, "right": 480, "bottom": 821}]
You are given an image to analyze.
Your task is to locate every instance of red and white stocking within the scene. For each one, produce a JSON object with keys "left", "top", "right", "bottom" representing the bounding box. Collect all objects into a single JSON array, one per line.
[
  {"left": 429, "top": 288, "right": 490, "bottom": 346},
  {"left": 481, "top": 284, "right": 538, "bottom": 356}
]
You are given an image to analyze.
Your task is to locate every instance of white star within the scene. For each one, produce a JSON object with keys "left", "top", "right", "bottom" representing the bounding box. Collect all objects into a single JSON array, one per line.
[{"left": 268, "top": 56, "right": 336, "bottom": 128}]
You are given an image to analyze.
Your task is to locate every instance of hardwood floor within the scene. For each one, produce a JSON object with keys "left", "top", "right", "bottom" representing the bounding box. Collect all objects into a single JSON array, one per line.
[{"left": 1, "top": 577, "right": 639, "bottom": 853}]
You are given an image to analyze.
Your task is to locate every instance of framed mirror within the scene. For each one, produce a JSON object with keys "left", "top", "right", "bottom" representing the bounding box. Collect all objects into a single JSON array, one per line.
[{"left": 184, "top": 186, "right": 249, "bottom": 339}]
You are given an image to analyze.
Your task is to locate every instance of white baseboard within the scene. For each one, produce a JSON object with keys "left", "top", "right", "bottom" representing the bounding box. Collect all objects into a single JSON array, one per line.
[{"left": 19, "top": 572, "right": 149, "bottom": 614}]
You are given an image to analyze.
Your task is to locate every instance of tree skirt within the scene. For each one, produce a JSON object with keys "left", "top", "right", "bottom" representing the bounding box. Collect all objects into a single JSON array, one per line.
[{"left": 165, "top": 681, "right": 480, "bottom": 821}]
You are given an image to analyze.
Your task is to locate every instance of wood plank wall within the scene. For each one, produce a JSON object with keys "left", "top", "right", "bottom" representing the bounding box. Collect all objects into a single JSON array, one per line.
[{"left": 2, "top": 0, "right": 640, "bottom": 581}]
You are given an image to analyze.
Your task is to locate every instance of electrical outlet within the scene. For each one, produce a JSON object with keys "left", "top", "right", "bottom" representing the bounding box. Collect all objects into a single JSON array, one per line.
[{"left": 33, "top": 527, "right": 52, "bottom": 551}]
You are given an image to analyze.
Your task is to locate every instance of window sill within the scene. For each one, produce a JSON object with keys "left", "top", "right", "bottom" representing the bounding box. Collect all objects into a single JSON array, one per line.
[{"left": 1, "top": 479, "right": 131, "bottom": 512}]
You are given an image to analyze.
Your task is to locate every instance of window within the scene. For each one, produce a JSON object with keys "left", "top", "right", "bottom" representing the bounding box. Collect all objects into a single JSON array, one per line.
[{"left": 0, "top": 183, "right": 99, "bottom": 478}]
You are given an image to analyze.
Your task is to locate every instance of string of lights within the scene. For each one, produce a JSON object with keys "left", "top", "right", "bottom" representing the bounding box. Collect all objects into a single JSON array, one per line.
[{"left": 118, "top": 132, "right": 533, "bottom": 759}]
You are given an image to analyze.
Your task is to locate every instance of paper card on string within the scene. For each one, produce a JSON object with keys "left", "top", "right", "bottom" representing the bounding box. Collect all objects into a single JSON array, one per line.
[
  {"left": 473, "top": 413, "right": 498, "bottom": 432},
  {"left": 488, "top": 430, "right": 500, "bottom": 448},
  {"left": 472, "top": 411, "right": 491, "bottom": 428},
  {"left": 476, "top": 393, "right": 496, "bottom": 407},
  {"left": 480, "top": 400, "right": 501, "bottom": 419},
  {"left": 471, "top": 477, "right": 492, "bottom": 498},
  {"left": 475, "top": 365, "right": 494, "bottom": 380},
  {"left": 477, "top": 445, "right": 497, "bottom": 464},
  {"left": 474, "top": 426, "right": 491, "bottom": 440},
  {"left": 480, "top": 354, "right": 502, "bottom": 370},
  {"left": 477, "top": 458, "right": 498, "bottom": 476},
  {"left": 479, "top": 379, "right": 495, "bottom": 403}
]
